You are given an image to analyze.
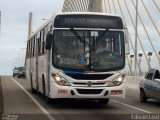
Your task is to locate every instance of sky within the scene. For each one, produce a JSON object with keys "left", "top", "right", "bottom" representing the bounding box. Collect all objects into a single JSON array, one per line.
[
  {"left": 0, "top": 0, "right": 160, "bottom": 75},
  {"left": 0, "top": 0, "right": 64, "bottom": 75}
]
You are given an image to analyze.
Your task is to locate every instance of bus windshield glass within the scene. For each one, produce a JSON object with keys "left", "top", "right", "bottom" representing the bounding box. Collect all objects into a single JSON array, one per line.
[{"left": 53, "top": 30, "right": 125, "bottom": 71}]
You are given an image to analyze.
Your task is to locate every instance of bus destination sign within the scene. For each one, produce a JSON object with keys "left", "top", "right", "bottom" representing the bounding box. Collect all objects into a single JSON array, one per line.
[{"left": 54, "top": 15, "right": 123, "bottom": 29}]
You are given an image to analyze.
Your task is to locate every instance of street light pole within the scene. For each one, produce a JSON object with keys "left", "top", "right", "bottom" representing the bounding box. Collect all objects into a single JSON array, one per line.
[
  {"left": 134, "top": 0, "right": 138, "bottom": 79},
  {"left": 138, "top": 53, "right": 143, "bottom": 76},
  {"left": 130, "top": 55, "right": 134, "bottom": 76},
  {"left": 147, "top": 52, "right": 152, "bottom": 70}
]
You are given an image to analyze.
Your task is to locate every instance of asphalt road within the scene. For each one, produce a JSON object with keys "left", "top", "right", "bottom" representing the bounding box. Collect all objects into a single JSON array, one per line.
[{"left": 0, "top": 76, "right": 160, "bottom": 120}]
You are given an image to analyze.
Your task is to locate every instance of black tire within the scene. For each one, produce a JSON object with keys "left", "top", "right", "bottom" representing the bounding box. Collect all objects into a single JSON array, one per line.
[
  {"left": 140, "top": 88, "right": 147, "bottom": 103},
  {"left": 30, "top": 73, "right": 36, "bottom": 94},
  {"left": 98, "top": 98, "right": 109, "bottom": 105},
  {"left": 18, "top": 74, "right": 21, "bottom": 78},
  {"left": 46, "top": 96, "right": 52, "bottom": 104},
  {"left": 42, "top": 75, "right": 46, "bottom": 99},
  {"left": 13, "top": 74, "right": 15, "bottom": 77}
]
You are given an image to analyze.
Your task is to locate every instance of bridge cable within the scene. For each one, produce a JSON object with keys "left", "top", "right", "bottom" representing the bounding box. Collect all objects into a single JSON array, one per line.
[
  {"left": 152, "top": 0, "right": 160, "bottom": 13},
  {"left": 112, "top": 0, "right": 117, "bottom": 14},
  {"left": 141, "top": 0, "right": 160, "bottom": 36},
  {"left": 116, "top": 0, "right": 139, "bottom": 75},
  {"left": 104, "top": 0, "right": 107, "bottom": 13},
  {"left": 116, "top": 0, "right": 135, "bottom": 52},
  {"left": 108, "top": 0, "right": 111, "bottom": 13},
  {"left": 70, "top": 0, "right": 73, "bottom": 12},
  {"left": 122, "top": 0, "right": 150, "bottom": 68},
  {"left": 131, "top": 0, "right": 160, "bottom": 64},
  {"left": 112, "top": 0, "right": 133, "bottom": 74}
]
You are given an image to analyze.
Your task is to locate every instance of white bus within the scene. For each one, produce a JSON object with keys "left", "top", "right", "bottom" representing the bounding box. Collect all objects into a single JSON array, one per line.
[{"left": 26, "top": 12, "right": 129, "bottom": 104}]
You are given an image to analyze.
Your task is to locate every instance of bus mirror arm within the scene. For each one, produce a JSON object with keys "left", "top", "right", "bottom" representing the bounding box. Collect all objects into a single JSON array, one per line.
[{"left": 45, "top": 32, "right": 53, "bottom": 50}]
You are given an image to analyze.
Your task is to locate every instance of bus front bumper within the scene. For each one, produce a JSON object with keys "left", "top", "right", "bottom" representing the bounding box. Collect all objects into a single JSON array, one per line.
[{"left": 48, "top": 82, "right": 126, "bottom": 99}]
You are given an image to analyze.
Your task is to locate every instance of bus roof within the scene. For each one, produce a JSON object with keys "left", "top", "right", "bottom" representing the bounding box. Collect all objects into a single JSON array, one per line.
[{"left": 28, "top": 12, "right": 123, "bottom": 40}]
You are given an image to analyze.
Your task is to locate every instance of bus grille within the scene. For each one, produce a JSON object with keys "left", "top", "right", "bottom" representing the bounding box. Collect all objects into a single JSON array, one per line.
[
  {"left": 66, "top": 74, "right": 113, "bottom": 80},
  {"left": 73, "top": 82, "right": 105, "bottom": 86},
  {"left": 76, "top": 89, "right": 103, "bottom": 94}
]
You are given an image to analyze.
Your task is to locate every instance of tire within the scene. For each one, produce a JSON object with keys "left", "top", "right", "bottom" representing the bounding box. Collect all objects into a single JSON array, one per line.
[
  {"left": 98, "top": 98, "right": 109, "bottom": 105},
  {"left": 46, "top": 96, "right": 52, "bottom": 104},
  {"left": 30, "top": 73, "right": 36, "bottom": 94},
  {"left": 42, "top": 75, "right": 46, "bottom": 99},
  {"left": 13, "top": 74, "right": 15, "bottom": 77},
  {"left": 18, "top": 74, "right": 21, "bottom": 78},
  {"left": 140, "top": 88, "right": 147, "bottom": 103}
]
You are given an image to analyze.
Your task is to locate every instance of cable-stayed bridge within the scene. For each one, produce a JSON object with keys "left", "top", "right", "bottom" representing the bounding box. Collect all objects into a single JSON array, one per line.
[
  {"left": 63, "top": 0, "right": 160, "bottom": 76},
  {"left": 1, "top": 1, "right": 160, "bottom": 118}
]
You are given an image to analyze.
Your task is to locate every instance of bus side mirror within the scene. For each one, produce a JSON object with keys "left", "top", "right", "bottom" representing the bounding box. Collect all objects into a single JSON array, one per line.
[
  {"left": 124, "top": 28, "right": 130, "bottom": 55},
  {"left": 45, "top": 32, "right": 53, "bottom": 50}
]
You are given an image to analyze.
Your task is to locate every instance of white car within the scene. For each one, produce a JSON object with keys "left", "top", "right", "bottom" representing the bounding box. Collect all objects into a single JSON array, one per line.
[
  {"left": 139, "top": 68, "right": 160, "bottom": 103},
  {"left": 13, "top": 67, "right": 19, "bottom": 77}
]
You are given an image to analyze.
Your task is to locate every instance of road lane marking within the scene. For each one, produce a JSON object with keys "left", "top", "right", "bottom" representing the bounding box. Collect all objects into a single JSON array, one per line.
[
  {"left": 10, "top": 77, "right": 55, "bottom": 120},
  {"left": 112, "top": 100, "right": 152, "bottom": 114}
]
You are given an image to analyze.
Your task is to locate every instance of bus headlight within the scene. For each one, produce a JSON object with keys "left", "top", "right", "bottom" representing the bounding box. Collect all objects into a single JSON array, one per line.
[
  {"left": 107, "top": 74, "right": 125, "bottom": 87},
  {"left": 51, "top": 74, "right": 70, "bottom": 86}
]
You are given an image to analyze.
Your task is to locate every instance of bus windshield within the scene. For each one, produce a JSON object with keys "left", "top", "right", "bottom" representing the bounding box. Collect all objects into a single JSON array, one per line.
[{"left": 53, "top": 30, "right": 125, "bottom": 72}]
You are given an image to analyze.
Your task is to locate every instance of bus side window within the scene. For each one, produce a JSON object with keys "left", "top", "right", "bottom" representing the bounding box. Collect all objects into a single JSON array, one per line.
[
  {"left": 40, "top": 30, "right": 45, "bottom": 55},
  {"left": 28, "top": 40, "right": 30, "bottom": 58},
  {"left": 33, "top": 37, "right": 35, "bottom": 57},
  {"left": 30, "top": 39, "right": 32, "bottom": 58},
  {"left": 31, "top": 38, "right": 33, "bottom": 58},
  {"left": 26, "top": 42, "right": 29, "bottom": 58},
  {"left": 37, "top": 38, "right": 40, "bottom": 55}
]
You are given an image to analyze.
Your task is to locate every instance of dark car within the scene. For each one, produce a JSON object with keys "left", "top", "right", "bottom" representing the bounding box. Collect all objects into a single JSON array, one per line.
[
  {"left": 17, "top": 67, "right": 26, "bottom": 78},
  {"left": 139, "top": 68, "right": 160, "bottom": 103},
  {"left": 13, "top": 67, "right": 19, "bottom": 77}
]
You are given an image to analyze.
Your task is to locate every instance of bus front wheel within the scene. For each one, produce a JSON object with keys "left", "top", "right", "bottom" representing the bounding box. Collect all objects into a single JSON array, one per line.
[{"left": 46, "top": 96, "right": 52, "bottom": 104}]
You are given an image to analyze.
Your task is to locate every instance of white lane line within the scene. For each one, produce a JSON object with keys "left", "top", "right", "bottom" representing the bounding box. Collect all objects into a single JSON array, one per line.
[
  {"left": 112, "top": 100, "right": 152, "bottom": 114},
  {"left": 10, "top": 77, "right": 55, "bottom": 120}
]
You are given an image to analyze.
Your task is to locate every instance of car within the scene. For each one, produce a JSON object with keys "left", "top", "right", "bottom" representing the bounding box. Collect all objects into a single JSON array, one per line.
[
  {"left": 17, "top": 67, "right": 26, "bottom": 78},
  {"left": 139, "top": 68, "right": 160, "bottom": 103},
  {"left": 13, "top": 67, "right": 19, "bottom": 77}
]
